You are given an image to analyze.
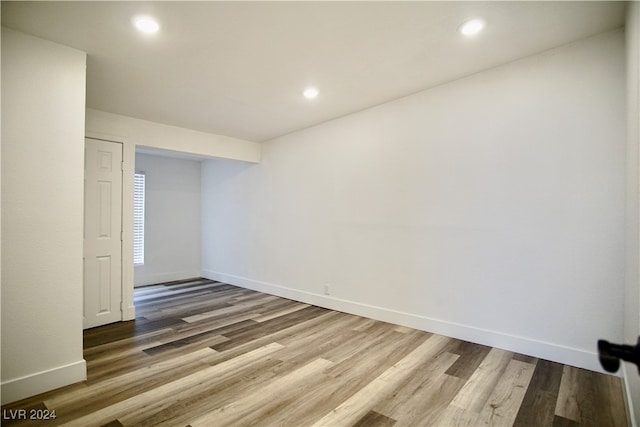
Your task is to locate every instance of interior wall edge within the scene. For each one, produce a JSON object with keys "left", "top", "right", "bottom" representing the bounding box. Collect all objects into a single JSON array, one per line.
[
  {"left": 0, "top": 359, "right": 86, "bottom": 405},
  {"left": 202, "top": 269, "right": 612, "bottom": 374},
  {"left": 623, "top": 363, "right": 639, "bottom": 427},
  {"left": 2, "top": 26, "right": 87, "bottom": 402},
  {"left": 624, "top": 1, "right": 640, "bottom": 423}
]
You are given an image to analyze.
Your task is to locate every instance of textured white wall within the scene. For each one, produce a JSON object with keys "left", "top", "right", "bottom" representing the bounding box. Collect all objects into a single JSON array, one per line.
[
  {"left": 1, "top": 28, "right": 87, "bottom": 403},
  {"left": 202, "top": 30, "right": 625, "bottom": 372},
  {"left": 134, "top": 153, "right": 202, "bottom": 286}
]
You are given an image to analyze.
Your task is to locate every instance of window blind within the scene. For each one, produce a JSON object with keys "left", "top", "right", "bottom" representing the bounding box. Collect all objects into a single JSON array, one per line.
[{"left": 133, "top": 172, "right": 145, "bottom": 266}]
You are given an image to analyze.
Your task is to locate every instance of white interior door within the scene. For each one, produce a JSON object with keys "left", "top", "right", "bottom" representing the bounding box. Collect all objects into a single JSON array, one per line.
[{"left": 84, "top": 138, "right": 123, "bottom": 329}]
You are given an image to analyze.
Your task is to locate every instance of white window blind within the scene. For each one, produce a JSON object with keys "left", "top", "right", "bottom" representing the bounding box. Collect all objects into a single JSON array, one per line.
[{"left": 133, "top": 172, "right": 145, "bottom": 266}]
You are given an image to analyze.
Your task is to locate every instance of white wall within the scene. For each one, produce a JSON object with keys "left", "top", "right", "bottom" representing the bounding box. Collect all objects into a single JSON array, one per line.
[
  {"left": 1, "top": 28, "right": 87, "bottom": 404},
  {"left": 135, "top": 153, "right": 201, "bottom": 286},
  {"left": 202, "top": 30, "right": 626, "bottom": 372},
  {"left": 624, "top": 2, "right": 640, "bottom": 425}
]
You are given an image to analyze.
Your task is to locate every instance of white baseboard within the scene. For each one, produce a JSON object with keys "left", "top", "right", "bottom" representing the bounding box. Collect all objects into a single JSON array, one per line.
[
  {"left": 623, "top": 363, "right": 639, "bottom": 427},
  {"left": 134, "top": 270, "right": 201, "bottom": 287},
  {"left": 203, "top": 269, "right": 609, "bottom": 374},
  {"left": 1, "top": 359, "right": 86, "bottom": 405}
]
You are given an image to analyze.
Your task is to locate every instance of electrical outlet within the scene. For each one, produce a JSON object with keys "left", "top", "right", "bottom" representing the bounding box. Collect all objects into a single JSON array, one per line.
[{"left": 323, "top": 284, "right": 331, "bottom": 295}]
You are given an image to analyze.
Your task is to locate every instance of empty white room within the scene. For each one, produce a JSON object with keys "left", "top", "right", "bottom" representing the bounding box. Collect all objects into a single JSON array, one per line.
[{"left": 2, "top": 1, "right": 640, "bottom": 426}]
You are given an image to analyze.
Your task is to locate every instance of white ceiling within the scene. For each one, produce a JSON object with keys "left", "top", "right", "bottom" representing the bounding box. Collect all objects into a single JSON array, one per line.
[{"left": 2, "top": 1, "right": 626, "bottom": 143}]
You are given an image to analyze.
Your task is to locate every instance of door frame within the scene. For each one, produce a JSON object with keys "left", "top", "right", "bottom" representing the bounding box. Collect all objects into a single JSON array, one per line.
[{"left": 85, "top": 132, "right": 136, "bottom": 323}]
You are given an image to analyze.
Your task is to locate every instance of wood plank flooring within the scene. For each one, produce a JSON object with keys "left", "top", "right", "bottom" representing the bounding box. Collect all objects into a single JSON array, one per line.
[{"left": 2, "top": 278, "right": 629, "bottom": 426}]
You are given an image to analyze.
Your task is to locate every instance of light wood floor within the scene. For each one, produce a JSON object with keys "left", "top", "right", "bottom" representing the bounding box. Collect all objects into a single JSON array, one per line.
[{"left": 2, "top": 278, "right": 628, "bottom": 426}]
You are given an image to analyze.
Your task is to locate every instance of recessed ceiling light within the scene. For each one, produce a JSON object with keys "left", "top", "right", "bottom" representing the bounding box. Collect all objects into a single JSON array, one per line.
[
  {"left": 303, "top": 87, "right": 319, "bottom": 100},
  {"left": 133, "top": 16, "right": 160, "bottom": 34},
  {"left": 459, "top": 19, "right": 485, "bottom": 36}
]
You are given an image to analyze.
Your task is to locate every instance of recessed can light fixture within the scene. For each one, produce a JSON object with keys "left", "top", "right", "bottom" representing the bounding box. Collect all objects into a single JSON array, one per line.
[
  {"left": 459, "top": 18, "right": 485, "bottom": 36},
  {"left": 303, "top": 87, "right": 319, "bottom": 100},
  {"left": 133, "top": 16, "right": 160, "bottom": 34}
]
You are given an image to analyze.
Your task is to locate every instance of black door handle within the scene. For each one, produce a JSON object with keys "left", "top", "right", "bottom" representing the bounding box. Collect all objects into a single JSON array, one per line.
[{"left": 598, "top": 337, "right": 640, "bottom": 373}]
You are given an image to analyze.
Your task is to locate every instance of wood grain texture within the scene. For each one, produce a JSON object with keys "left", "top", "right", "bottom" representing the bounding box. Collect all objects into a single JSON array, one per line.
[
  {"left": 450, "top": 347, "right": 515, "bottom": 413},
  {"left": 1, "top": 278, "right": 628, "bottom": 427},
  {"left": 513, "top": 359, "right": 564, "bottom": 427}
]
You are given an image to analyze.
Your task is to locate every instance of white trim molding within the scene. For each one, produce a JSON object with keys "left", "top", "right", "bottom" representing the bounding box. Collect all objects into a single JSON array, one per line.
[
  {"left": 623, "top": 363, "right": 639, "bottom": 427},
  {"left": 1, "top": 360, "right": 87, "bottom": 405},
  {"left": 134, "top": 270, "right": 203, "bottom": 287},
  {"left": 203, "top": 269, "right": 614, "bottom": 375}
]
